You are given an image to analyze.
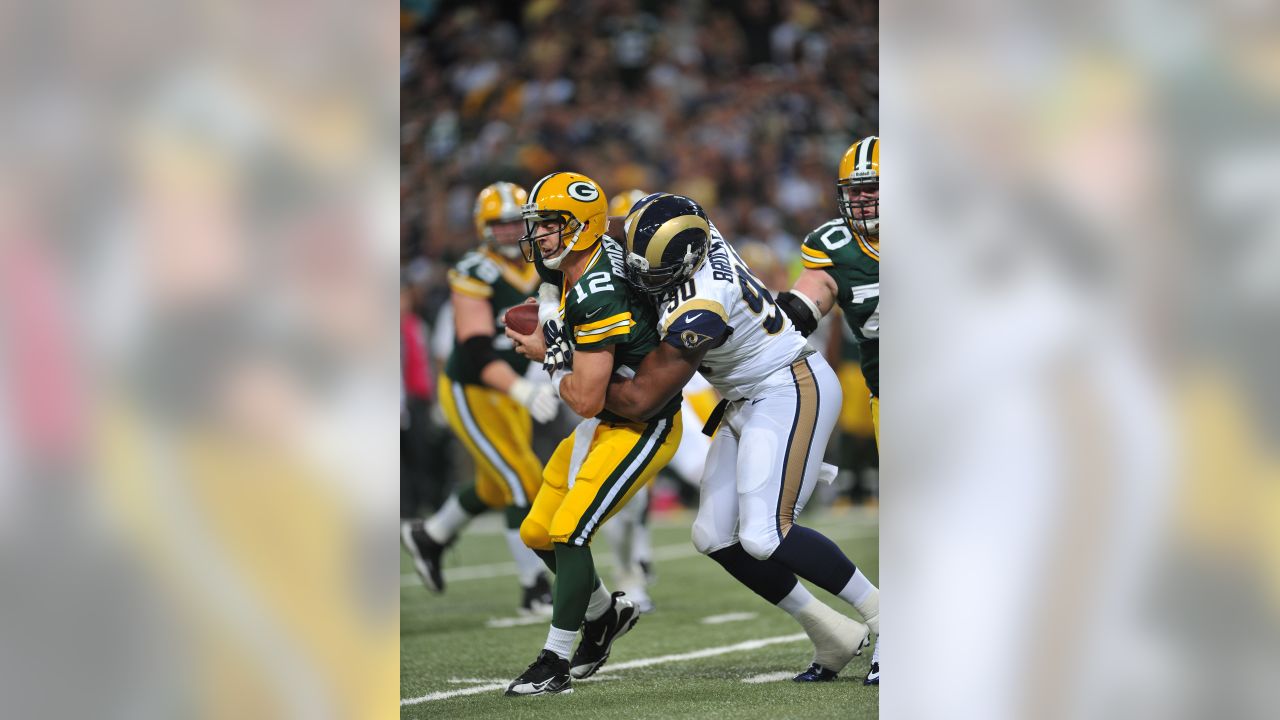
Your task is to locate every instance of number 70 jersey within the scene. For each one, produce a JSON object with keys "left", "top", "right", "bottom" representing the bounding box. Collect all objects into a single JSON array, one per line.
[
  {"left": 653, "top": 224, "right": 809, "bottom": 402},
  {"left": 800, "top": 217, "right": 879, "bottom": 396}
]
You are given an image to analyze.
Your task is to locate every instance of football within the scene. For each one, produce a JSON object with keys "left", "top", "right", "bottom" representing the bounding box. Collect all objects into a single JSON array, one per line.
[{"left": 503, "top": 302, "right": 540, "bottom": 336}]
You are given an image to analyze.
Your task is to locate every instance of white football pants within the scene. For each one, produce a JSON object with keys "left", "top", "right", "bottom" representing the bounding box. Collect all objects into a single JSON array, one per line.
[{"left": 691, "top": 352, "right": 843, "bottom": 560}]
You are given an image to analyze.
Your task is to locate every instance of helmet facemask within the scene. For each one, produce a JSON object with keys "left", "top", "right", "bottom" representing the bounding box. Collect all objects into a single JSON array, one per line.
[
  {"left": 625, "top": 244, "right": 704, "bottom": 295},
  {"left": 519, "top": 208, "right": 583, "bottom": 269},
  {"left": 838, "top": 178, "right": 879, "bottom": 238}
]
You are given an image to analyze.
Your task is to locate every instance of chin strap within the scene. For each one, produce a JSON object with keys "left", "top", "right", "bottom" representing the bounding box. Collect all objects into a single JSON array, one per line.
[{"left": 544, "top": 221, "right": 587, "bottom": 269}]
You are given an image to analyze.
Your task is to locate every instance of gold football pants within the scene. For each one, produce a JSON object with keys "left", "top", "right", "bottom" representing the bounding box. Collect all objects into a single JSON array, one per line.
[
  {"left": 522, "top": 413, "right": 682, "bottom": 549},
  {"left": 437, "top": 373, "right": 544, "bottom": 508}
]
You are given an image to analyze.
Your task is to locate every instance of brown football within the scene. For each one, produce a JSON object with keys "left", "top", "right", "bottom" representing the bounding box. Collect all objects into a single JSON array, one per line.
[{"left": 503, "top": 302, "right": 541, "bottom": 336}]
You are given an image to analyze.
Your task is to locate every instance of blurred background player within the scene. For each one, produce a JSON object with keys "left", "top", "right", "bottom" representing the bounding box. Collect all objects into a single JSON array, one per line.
[
  {"left": 504, "top": 172, "right": 682, "bottom": 695},
  {"left": 401, "top": 182, "right": 560, "bottom": 616},
  {"left": 777, "top": 135, "right": 881, "bottom": 683}
]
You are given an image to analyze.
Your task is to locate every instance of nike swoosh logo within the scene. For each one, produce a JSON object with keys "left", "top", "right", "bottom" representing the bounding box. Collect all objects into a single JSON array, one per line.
[
  {"left": 684, "top": 313, "right": 702, "bottom": 323},
  {"left": 585, "top": 308, "right": 603, "bottom": 318}
]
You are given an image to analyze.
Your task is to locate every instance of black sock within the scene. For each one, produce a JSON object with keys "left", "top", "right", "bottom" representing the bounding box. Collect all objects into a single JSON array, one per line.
[
  {"left": 708, "top": 543, "right": 797, "bottom": 605},
  {"left": 769, "top": 525, "right": 856, "bottom": 595}
]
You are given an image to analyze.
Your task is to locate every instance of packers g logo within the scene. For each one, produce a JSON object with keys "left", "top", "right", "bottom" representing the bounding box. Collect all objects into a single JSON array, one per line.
[
  {"left": 566, "top": 181, "right": 599, "bottom": 202},
  {"left": 681, "top": 330, "right": 713, "bottom": 348}
]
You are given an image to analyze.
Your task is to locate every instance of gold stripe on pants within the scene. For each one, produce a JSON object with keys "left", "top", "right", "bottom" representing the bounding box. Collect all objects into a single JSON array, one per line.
[{"left": 778, "top": 357, "right": 819, "bottom": 538}]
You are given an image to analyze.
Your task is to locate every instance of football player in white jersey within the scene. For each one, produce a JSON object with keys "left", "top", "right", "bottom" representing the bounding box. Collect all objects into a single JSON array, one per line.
[{"left": 603, "top": 194, "right": 881, "bottom": 682}]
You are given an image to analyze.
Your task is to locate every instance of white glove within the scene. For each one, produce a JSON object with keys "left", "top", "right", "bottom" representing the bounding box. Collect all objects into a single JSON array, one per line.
[
  {"left": 509, "top": 378, "right": 559, "bottom": 424},
  {"left": 818, "top": 462, "right": 839, "bottom": 485}
]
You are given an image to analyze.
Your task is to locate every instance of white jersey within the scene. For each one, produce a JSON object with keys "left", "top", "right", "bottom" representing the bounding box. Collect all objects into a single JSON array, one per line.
[{"left": 653, "top": 224, "right": 809, "bottom": 401}]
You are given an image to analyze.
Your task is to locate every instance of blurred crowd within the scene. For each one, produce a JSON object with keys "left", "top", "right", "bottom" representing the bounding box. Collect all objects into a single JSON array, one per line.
[
  {"left": 401, "top": 0, "right": 876, "bottom": 294},
  {"left": 400, "top": 0, "right": 879, "bottom": 514}
]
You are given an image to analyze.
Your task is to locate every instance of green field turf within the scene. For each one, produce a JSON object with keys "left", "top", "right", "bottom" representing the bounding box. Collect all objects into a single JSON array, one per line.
[{"left": 401, "top": 506, "right": 879, "bottom": 719}]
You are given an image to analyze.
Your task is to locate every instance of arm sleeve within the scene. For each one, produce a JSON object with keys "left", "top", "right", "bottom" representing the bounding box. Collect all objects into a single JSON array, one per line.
[{"left": 799, "top": 232, "right": 836, "bottom": 271}]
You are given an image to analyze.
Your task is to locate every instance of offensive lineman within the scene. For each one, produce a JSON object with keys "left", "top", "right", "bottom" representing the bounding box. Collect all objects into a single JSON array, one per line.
[
  {"left": 400, "top": 182, "right": 557, "bottom": 615},
  {"left": 776, "top": 136, "right": 880, "bottom": 683},
  {"left": 605, "top": 193, "right": 881, "bottom": 683},
  {"left": 503, "top": 172, "right": 683, "bottom": 696}
]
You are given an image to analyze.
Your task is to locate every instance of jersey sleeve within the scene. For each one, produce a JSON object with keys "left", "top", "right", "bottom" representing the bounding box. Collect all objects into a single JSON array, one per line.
[
  {"left": 659, "top": 296, "right": 731, "bottom": 352},
  {"left": 568, "top": 289, "right": 635, "bottom": 350},
  {"left": 793, "top": 222, "right": 844, "bottom": 270},
  {"left": 447, "top": 253, "right": 496, "bottom": 299}
]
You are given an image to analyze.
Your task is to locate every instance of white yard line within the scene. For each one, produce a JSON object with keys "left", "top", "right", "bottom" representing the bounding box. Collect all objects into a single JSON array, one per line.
[
  {"left": 700, "top": 611, "right": 758, "bottom": 624},
  {"left": 593, "top": 633, "right": 806, "bottom": 673},
  {"left": 484, "top": 615, "right": 549, "bottom": 628},
  {"left": 403, "top": 526, "right": 876, "bottom": 587},
  {"left": 400, "top": 633, "right": 808, "bottom": 705},
  {"left": 741, "top": 671, "right": 795, "bottom": 684}
]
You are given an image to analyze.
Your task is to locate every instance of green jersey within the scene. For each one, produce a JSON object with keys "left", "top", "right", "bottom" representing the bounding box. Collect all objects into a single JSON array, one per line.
[
  {"left": 800, "top": 218, "right": 880, "bottom": 396},
  {"left": 560, "top": 237, "right": 680, "bottom": 423},
  {"left": 444, "top": 249, "right": 540, "bottom": 384}
]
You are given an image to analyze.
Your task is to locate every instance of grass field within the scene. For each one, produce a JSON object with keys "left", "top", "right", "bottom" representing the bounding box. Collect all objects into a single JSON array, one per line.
[{"left": 401, "top": 506, "right": 879, "bottom": 719}]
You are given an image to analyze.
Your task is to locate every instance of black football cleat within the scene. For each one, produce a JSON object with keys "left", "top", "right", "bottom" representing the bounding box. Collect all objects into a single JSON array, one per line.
[
  {"left": 520, "top": 573, "right": 554, "bottom": 616},
  {"left": 570, "top": 592, "right": 639, "bottom": 679},
  {"left": 505, "top": 649, "right": 573, "bottom": 696},
  {"left": 400, "top": 520, "right": 446, "bottom": 593},
  {"left": 794, "top": 662, "right": 841, "bottom": 682}
]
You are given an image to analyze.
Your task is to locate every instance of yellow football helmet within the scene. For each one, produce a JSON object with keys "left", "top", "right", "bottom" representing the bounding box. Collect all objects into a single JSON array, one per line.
[
  {"left": 519, "top": 171, "right": 608, "bottom": 269},
  {"left": 473, "top": 182, "right": 529, "bottom": 259},
  {"left": 609, "top": 189, "right": 648, "bottom": 218},
  {"left": 838, "top": 135, "right": 879, "bottom": 237}
]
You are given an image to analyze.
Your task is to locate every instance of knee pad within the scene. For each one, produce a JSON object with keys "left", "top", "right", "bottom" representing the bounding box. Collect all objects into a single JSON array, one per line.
[
  {"left": 739, "top": 532, "right": 779, "bottom": 561},
  {"left": 519, "top": 518, "right": 553, "bottom": 552},
  {"left": 692, "top": 520, "right": 734, "bottom": 556}
]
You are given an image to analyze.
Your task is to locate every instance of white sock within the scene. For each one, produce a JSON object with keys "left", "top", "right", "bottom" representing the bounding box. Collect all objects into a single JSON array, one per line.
[
  {"left": 584, "top": 581, "right": 613, "bottom": 621},
  {"left": 423, "top": 495, "right": 472, "bottom": 545},
  {"left": 776, "top": 581, "right": 817, "bottom": 617},
  {"left": 505, "top": 529, "right": 546, "bottom": 587},
  {"left": 543, "top": 625, "right": 577, "bottom": 660},
  {"left": 837, "top": 569, "right": 879, "bottom": 635}
]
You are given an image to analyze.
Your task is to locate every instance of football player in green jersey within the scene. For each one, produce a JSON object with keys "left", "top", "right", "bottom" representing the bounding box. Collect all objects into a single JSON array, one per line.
[
  {"left": 777, "top": 135, "right": 882, "bottom": 685},
  {"left": 502, "top": 172, "right": 683, "bottom": 696}
]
